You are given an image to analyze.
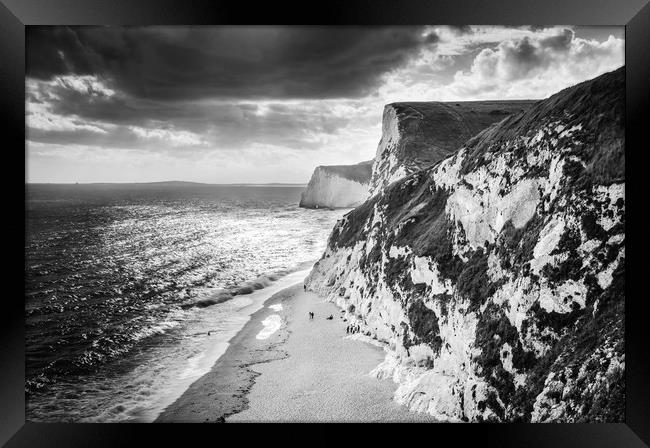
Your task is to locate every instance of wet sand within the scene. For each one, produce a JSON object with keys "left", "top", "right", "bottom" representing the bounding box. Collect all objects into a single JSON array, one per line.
[
  {"left": 158, "top": 282, "right": 436, "bottom": 423},
  {"left": 156, "top": 285, "right": 299, "bottom": 422}
]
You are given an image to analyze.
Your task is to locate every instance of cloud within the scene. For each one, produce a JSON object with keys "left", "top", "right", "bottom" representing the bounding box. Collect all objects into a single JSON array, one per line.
[
  {"left": 25, "top": 26, "right": 624, "bottom": 183},
  {"left": 26, "top": 75, "right": 374, "bottom": 155},
  {"left": 447, "top": 25, "right": 474, "bottom": 35},
  {"left": 53, "top": 75, "right": 116, "bottom": 97},
  {"left": 539, "top": 28, "right": 574, "bottom": 51},
  {"left": 129, "top": 125, "right": 207, "bottom": 147},
  {"left": 27, "top": 105, "right": 109, "bottom": 134},
  {"left": 425, "top": 28, "right": 624, "bottom": 100},
  {"left": 27, "top": 26, "right": 439, "bottom": 101},
  {"left": 25, "top": 26, "right": 442, "bottom": 161}
]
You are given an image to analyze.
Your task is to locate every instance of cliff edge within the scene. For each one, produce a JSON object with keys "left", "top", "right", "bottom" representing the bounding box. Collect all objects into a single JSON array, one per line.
[
  {"left": 299, "top": 160, "right": 373, "bottom": 209},
  {"left": 370, "top": 100, "right": 535, "bottom": 195},
  {"left": 306, "top": 67, "right": 625, "bottom": 422}
]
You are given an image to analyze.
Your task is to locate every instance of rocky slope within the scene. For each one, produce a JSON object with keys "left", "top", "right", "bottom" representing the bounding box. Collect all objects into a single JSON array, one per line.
[
  {"left": 306, "top": 67, "right": 625, "bottom": 422},
  {"left": 370, "top": 101, "right": 535, "bottom": 196},
  {"left": 299, "top": 160, "right": 373, "bottom": 209}
]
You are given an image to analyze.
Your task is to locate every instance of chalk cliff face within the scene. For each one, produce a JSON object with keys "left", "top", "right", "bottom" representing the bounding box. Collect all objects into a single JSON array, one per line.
[
  {"left": 370, "top": 101, "right": 535, "bottom": 196},
  {"left": 299, "top": 161, "right": 373, "bottom": 209},
  {"left": 306, "top": 67, "right": 625, "bottom": 422}
]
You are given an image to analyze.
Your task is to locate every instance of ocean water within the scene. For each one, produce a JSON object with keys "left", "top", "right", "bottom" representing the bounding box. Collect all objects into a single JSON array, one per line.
[{"left": 25, "top": 183, "right": 345, "bottom": 422}]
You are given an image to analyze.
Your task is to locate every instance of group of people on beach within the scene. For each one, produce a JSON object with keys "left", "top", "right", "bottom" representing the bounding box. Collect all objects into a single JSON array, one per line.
[
  {"left": 308, "top": 311, "right": 335, "bottom": 320},
  {"left": 346, "top": 324, "right": 361, "bottom": 334}
]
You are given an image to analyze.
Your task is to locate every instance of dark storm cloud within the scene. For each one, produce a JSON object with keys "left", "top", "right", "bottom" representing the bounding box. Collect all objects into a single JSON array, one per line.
[
  {"left": 27, "top": 26, "right": 438, "bottom": 101},
  {"left": 499, "top": 29, "right": 576, "bottom": 79},
  {"left": 26, "top": 75, "right": 356, "bottom": 152},
  {"left": 447, "top": 25, "right": 474, "bottom": 35},
  {"left": 540, "top": 28, "right": 574, "bottom": 51},
  {"left": 27, "top": 78, "right": 198, "bottom": 126},
  {"left": 509, "top": 37, "right": 542, "bottom": 66}
]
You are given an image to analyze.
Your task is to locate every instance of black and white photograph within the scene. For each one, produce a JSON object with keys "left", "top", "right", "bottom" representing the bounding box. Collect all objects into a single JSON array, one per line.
[{"left": 24, "top": 24, "right": 626, "bottom": 423}]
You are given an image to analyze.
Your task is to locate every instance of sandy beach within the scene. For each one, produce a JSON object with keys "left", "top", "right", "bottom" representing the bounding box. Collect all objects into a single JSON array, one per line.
[{"left": 157, "top": 281, "right": 436, "bottom": 423}]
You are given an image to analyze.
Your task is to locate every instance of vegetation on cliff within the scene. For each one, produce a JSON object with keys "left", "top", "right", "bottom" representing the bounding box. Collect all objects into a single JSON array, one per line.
[{"left": 307, "top": 67, "right": 625, "bottom": 422}]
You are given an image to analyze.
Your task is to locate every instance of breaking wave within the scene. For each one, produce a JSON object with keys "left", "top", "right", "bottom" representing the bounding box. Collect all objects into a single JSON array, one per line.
[{"left": 25, "top": 183, "right": 344, "bottom": 422}]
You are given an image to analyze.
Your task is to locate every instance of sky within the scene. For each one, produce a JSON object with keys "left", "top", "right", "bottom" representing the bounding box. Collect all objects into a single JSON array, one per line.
[{"left": 25, "top": 25, "right": 624, "bottom": 184}]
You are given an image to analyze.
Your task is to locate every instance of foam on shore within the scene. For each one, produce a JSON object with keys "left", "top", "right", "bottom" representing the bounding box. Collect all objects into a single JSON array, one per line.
[
  {"left": 91, "top": 268, "right": 312, "bottom": 423},
  {"left": 256, "top": 315, "right": 282, "bottom": 340}
]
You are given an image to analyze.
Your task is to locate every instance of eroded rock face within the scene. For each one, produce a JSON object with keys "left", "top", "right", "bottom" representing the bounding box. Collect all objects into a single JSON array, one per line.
[
  {"left": 369, "top": 101, "right": 536, "bottom": 196},
  {"left": 306, "top": 67, "right": 625, "bottom": 422},
  {"left": 299, "top": 161, "right": 373, "bottom": 209}
]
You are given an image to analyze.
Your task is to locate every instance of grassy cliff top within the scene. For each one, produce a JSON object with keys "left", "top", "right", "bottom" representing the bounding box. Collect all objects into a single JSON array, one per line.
[
  {"left": 315, "top": 160, "right": 374, "bottom": 185},
  {"left": 381, "top": 100, "right": 537, "bottom": 173}
]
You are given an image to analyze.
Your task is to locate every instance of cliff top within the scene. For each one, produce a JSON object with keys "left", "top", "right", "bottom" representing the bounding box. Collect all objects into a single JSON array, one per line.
[
  {"left": 314, "top": 160, "right": 374, "bottom": 185},
  {"left": 370, "top": 99, "right": 536, "bottom": 193},
  {"left": 384, "top": 100, "right": 537, "bottom": 157}
]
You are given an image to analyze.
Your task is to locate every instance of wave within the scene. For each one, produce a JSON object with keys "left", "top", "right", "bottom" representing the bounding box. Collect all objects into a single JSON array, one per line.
[
  {"left": 27, "top": 264, "right": 316, "bottom": 397},
  {"left": 179, "top": 266, "right": 308, "bottom": 310}
]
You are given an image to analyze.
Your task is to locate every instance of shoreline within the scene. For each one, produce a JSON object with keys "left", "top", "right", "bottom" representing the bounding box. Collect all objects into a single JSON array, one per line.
[
  {"left": 156, "top": 283, "right": 301, "bottom": 422},
  {"left": 158, "top": 280, "right": 437, "bottom": 423}
]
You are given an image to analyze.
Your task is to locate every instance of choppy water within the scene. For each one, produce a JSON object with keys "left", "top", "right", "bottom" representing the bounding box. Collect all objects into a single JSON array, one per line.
[{"left": 25, "top": 183, "right": 344, "bottom": 422}]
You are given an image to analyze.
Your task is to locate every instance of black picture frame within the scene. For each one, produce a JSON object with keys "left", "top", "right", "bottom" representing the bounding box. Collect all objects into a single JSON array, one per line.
[{"left": 3, "top": 0, "right": 648, "bottom": 446}]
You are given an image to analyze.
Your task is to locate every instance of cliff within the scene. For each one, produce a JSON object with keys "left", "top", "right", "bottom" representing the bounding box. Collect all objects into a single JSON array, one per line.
[
  {"left": 370, "top": 100, "right": 535, "bottom": 195},
  {"left": 306, "top": 67, "right": 625, "bottom": 422},
  {"left": 299, "top": 160, "right": 373, "bottom": 209}
]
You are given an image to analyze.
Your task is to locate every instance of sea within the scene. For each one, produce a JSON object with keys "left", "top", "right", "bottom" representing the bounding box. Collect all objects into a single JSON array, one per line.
[{"left": 25, "top": 183, "right": 345, "bottom": 422}]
